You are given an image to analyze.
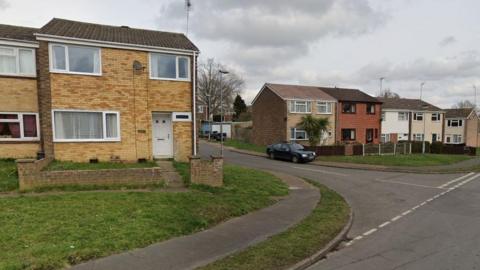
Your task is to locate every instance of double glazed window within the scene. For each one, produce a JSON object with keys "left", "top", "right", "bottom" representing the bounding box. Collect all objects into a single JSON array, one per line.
[
  {"left": 341, "top": 129, "right": 356, "bottom": 141},
  {"left": 398, "top": 112, "right": 409, "bottom": 121},
  {"left": 366, "top": 103, "right": 375, "bottom": 114},
  {"left": 413, "top": 134, "right": 424, "bottom": 141},
  {"left": 342, "top": 103, "right": 356, "bottom": 113},
  {"left": 431, "top": 113, "right": 441, "bottom": 121},
  {"left": 289, "top": 100, "right": 311, "bottom": 113},
  {"left": 413, "top": 113, "right": 424, "bottom": 121},
  {"left": 290, "top": 128, "right": 308, "bottom": 140},
  {"left": 0, "top": 46, "right": 36, "bottom": 76},
  {"left": 316, "top": 102, "right": 332, "bottom": 114},
  {"left": 0, "top": 113, "right": 39, "bottom": 140},
  {"left": 150, "top": 53, "right": 190, "bottom": 80},
  {"left": 50, "top": 44, "right": 101, "bottom": 75},
  {"left": 53, "top": 110, "right": 120, "bottom": 141},
  {"left": 447, "top": 119, "right": 463, "bottom": 127}
]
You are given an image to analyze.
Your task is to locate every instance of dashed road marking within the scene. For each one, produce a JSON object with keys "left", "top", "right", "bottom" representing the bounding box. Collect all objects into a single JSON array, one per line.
[
  {"left": 373, "top": 178, "right": 447, "bottom": 189},
  {"left": 344, "top": 173, "right": 480, "bottom": 247}
]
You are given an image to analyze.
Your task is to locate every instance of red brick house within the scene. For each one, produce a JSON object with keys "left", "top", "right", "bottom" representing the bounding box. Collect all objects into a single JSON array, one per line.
[{"left": 320, "top": 88, "right": 382, "bottom": 144}]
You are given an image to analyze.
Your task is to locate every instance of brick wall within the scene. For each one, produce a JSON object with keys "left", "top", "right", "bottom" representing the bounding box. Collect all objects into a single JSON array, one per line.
[
  {"left": 16, "top": 158, "right": 175, "bottom": 191},
  {"left": 286, "top": 103, "right": 336, "bottom": 145},
  {"left": 252, "top": 88, "right": 287, "bottom": 146},
  {"left": 190, "top": 156, "right": 223, "bottom": 187},
  {"left": 0, "top": 143, "right": 40, "bottom": 159},
  {"left": 466, "top": 114, "right": 479, "bottom": 147},
  {"left": 336, "top": 102, "right": 382, "bottom": 144},
  {"left": 37, "top": 46, "right": 193, "bottom": 162}
]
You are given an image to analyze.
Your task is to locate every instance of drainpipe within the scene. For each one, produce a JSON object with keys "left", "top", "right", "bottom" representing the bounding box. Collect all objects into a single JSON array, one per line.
[{"left": 192, "top": 51, "right": 197, "bottom": 156}]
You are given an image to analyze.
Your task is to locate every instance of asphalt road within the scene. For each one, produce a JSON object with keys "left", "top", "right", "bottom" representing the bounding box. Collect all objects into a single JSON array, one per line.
[{"left": 200, "top": 142, "right": 480, "bottom": 270}]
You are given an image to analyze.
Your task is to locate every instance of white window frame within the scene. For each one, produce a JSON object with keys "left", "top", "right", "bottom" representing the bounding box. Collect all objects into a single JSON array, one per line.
[
  {"left": 316, "top": 101, "right": 332, "bottom": 114},
  {"left": 0, "top": 112, "right": 40, "bottom": 141},
  {"left": 381, "top": 133, "right": 391, "bottom": 143},
  {"left": 0, "top": 46, "right": 36, "bottom": 77},
  {"left": 49, "top": 43, "right": 102, "bottom": 76},
  {"left": 172, "top": 112, "right": 192, "bottom": 122},
  {"left": 52, "top": 109, "right": 120, "bottom": 142},
  {"left": 149, "top": 53, "right": 191, "bottom": 81},
  {"left": 289, "top": 100, "right": 312, "bottom": 113},
  {"left": 447, "top": 119, "right": 463, "bottom": 127},
  {"left": 290, "top": 128, "right": 308, "bottom": 141},
  {"left": 431, "top": 113, "right": 441, "bottom": 122},
  {"left": 413, "top": 112, "right": 424, "bottom": 121},
  {"left": 413, "top": 133, "right": 424, "bottom": 141},
  {"left": 398, "top": 112, "right": 409, "bottom": 121},
  {"left": 453, "top": 134, "right": 463, "bottom": 143}
]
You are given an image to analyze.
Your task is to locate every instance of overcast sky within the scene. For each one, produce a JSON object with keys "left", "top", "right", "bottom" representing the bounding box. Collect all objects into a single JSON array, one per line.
[{"left": 1, "top": 0, "right": 479, "bottom": 107}]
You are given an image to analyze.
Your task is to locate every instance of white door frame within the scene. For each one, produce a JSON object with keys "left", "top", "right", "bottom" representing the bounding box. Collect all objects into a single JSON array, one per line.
[{"left": 152, "top": 112, "right": 173, "bottom": 158}]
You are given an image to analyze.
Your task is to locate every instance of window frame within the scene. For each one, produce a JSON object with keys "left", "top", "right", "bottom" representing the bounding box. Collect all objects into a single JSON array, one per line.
[
  {"left": 149, "top": 53, "right": 191, "bottom": 81},
  {"left": 342, "top": 102, "right": 356, "bottom": 114},
  {"left": 431, "top": 113, "right": 441, "bottom": 122},
  {"left": 52, "top": 109, "right": 121, "bottom": 142},
  {"left": 413, "top": 133, "right": 424, "bottom": 141},
  {"left": 366, "top": 103, "right": 376, "bottom": 115},
  {"left": 341, "top": 128, "right": 356, "bottom": 141},
  {"left": 316, "top": 101, "right": 333, "bottom": 114},
  {"left": 0, "top": 112, "right": 40, "bottom": 141},
  {"left": 49, "top": 43, "right": 102, "bottom": 76},
  {"left": 0, "top": 45, "right": 36, "bottom": 77},
  {"left": 453, "top": 134, "right": 463, "bottom": 143},
  {"left": 289, "top": 100, "right": 312, "bottom": 114},
  {"left": 290, "top": 128, "right": 308, "bottom": 141},
  {"left": 413, "top": 112, "right": 424, "bottom": 121},
  {"left": 447, "top": 119, "right": 463, "bottom": 127},
  {"left": 398, "top": 112, "right": 409, "bottom": 121}
]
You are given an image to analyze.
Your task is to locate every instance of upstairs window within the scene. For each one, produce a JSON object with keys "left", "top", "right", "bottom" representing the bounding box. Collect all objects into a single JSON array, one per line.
[
  {"left": 431, "top": 113, "right": 441, "bottom": 121},
  {"left": 0, "top": 46, "right": 36, "bottom": 76},
  {"left": 366, "top": 103, "right": 375, "bottom": 114},
  {"left": 289, "top": 100, "right": 311, "bottom": 113},
  {"left": 342, "top": 103, "right": 356, "bottom": 113},
  {"left": 447, "top": 119, "right": 463, "bottom": 127},
  {"left": 398, "top": 112, "right": 409, "bottom": 121},
  {"left": 0, "top": 113, "right": 39, "bottom": 141},
  {"left": 413, "top": 113, "right": 424, "bottom": 121},
  {"left": 50, "top": 44, "right": 101, "bottom": 75},
  {"left": 150, "top": 53, "right": 190, "bottom": 81},
  {"left": 316, "top": 101, "right": 332, "bottom": 114}
]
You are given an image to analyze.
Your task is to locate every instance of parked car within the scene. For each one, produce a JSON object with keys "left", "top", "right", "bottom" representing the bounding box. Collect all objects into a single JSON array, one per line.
[
  {"left": 211, "top": 131, "right": 227, "bottom": 141},
  {"left": 266, "top": 142, "right": 316, "bottom": 163}
]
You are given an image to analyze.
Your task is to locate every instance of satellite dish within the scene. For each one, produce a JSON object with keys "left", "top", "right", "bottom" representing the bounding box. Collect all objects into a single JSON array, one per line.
[{"left": 133, "top": 60, "right": 144, "bottom": 71}]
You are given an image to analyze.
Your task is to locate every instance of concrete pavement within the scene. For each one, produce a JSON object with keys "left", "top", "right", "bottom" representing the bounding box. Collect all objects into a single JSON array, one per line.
[{"left": 201, "top": 142, "right": 480, "bottom": 269}]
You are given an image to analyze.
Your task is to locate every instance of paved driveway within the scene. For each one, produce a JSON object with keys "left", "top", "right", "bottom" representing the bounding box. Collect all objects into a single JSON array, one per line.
[{"left": 200, "top": 142, "right": 480, "bottom": 270}]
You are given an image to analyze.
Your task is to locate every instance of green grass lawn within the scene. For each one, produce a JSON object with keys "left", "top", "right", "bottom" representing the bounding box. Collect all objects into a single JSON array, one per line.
[
  {"left": 200, "top": 181, "right": 350, "bottom": 270},
  {"left": 221, "top": 139, "right": 266, "bottom": 154},
  {"left": 0, "top": 164, "right": 288, "bottom": 270},
  {"left": 0, "top": 159, "right": 18, "bottom": 192},
  {"left": 45, "top": 160, "right": 158, "bottom": 171},
  {"left": 316, "top": 154, "right": 472, "bottom": 167}
]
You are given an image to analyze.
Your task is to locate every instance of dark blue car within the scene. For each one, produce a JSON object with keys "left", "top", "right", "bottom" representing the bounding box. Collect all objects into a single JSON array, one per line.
[{"left": 266, "top": 142, "right": 316, "bottom": 163}]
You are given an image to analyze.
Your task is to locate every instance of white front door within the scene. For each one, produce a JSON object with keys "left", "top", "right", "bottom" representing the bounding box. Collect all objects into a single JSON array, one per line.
[{"left": 152, "top": 113, "right": 173, "bottom": 157}]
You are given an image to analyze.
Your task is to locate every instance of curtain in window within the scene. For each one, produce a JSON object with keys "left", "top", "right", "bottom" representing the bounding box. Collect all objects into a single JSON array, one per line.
[
  {"left": 0, "top": 47, "right": 16, "bottom": 74},
  {"left": 19, "top": 49, "right": 35, "bottom": 74},
  {"left": 55, "top": 111, "right": 103, "bottom": 139},
  {"left": 105, "top": 113, "right": 118, "bottom": 138},
  {"left": 23, "top": 115, "right": 37, "bottom": 137},
  {"left": 0, "top": 123, "right": 20, "bottom": 138}
]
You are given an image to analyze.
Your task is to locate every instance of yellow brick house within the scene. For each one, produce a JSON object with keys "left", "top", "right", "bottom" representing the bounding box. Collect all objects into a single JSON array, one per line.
[{"left": 1, "top": 18, "right": 199, "bottom": 162}]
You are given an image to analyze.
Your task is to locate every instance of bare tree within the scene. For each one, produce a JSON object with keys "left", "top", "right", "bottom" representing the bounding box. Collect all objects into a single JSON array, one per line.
[
  {"left": 377, "top": 89, "right": 400, "bottom": 99},
  {"left": 452, "top": 100, "right": 476, "bottom": 109},
  {"left": 197, "top": 59, "right": 245, "bottom": 119}
]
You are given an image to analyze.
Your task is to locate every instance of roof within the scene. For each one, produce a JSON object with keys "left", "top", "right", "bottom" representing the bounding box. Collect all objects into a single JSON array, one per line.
[
  {"left": 444, "top": 108, "right": 474, "bottom": 118},
  {"left": 378, "top": 98, "right": 442, "bottom": 111},
  {"left": 316, "top": 87, "right": 381, "bottom": 103},
  {"left": 0, "top": 24, "right": 38, "bottom": 42},
  {"left": 37, "top": 18, "right": 198, "bottom": 51},
  {"left": 264, "top": 83, "right": 336, "bottom": 101}
]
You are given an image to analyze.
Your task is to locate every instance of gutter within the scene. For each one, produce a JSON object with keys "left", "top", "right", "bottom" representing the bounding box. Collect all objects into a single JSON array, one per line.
[{"left": 192, "top": 51, "right": 197, "bottom": 155}]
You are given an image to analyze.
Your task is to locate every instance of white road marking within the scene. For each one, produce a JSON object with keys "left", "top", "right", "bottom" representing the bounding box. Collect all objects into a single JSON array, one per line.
[
  {"left": 345, "top": 173, "right": 480, "bottom": 249},
  {"left": 291, "top": 166, "right": 349, "bottom": 177},
  {"left": 438, "top": 172, "right": 475, "bottom": 188},
  {"left": 373, "top": 178, "right": 446, "bottom": 189}
]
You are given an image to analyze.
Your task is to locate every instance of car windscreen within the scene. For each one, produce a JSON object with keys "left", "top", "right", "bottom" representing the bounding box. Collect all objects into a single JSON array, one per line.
[{"left": 290, "top": 143, "right": 304, "bottom": 150}]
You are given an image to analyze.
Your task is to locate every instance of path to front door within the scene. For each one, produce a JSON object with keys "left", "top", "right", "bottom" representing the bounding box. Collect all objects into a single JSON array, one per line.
[{"left": 152, "top": 113, "right": 173, "bottom": 158}]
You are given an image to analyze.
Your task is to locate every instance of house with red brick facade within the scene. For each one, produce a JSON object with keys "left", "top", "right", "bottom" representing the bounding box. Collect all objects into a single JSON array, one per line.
[
  {"left": 252, "top": 83, "right": 381, "bottom": 146},
  {"left": 1, "top": 18, "right": 199, "bottom": 162}
]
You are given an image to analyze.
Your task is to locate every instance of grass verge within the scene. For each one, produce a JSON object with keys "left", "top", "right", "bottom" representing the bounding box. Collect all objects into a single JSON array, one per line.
[
  {"left": 199, "top": 180, "right": 350, "bottom": 270},
  {"left": 0, "top": 159, "right": 18, "bottom": 192},
  {"left": 45, "top": 160, "right": 158, "bottom": 171},
  {"left": 212, "top": 139, "right": 266, "bottom": 154},
  {"left": 0, "top": 164, "right": 288, "bottom": 270},
  {"left": 316, "top": 154, "right": 472, "bottom": 167}
]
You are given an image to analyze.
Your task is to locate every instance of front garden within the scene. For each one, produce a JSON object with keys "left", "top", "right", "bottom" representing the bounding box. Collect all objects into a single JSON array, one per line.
[{"left": 0, "top": 161, "right": 288, "bottom": 270}]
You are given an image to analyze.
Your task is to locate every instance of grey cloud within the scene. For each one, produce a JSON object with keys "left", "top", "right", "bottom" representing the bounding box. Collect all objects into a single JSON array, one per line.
[
  {"left": 0, "top": 0, "right": 9, "bottom": 10},
  {"left": 439, "top": 35, "right": 456, "bottom": 47}
]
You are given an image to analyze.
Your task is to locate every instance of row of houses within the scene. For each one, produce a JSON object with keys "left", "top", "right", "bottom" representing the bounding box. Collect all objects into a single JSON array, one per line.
[
  {"left": 251, "top": 83, "right": 480, "bottom": 147},
  {"left": 1, "top": 18, "right": 199, "bottom": 162}
]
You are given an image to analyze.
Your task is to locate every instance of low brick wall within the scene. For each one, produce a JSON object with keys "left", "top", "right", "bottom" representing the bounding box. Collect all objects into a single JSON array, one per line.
[
  {"left": 190, "top": 156, "right": 223, "bottom": 187},
  {"left": 16, "top": 159, "right": 174, "bottom": 191}
]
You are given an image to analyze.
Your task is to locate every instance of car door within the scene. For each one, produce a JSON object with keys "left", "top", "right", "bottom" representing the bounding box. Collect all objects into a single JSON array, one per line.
[{"left": 278, "top": 143, "right": 291, "bottom": 160}]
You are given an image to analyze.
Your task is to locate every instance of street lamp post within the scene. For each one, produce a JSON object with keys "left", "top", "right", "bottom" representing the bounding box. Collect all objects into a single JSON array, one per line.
[
  {"left": 206, "top": 93, "right": 211, "bottom": 141},
  {"left": 219, "top": 70, "right": 229, "bottom": 156}
]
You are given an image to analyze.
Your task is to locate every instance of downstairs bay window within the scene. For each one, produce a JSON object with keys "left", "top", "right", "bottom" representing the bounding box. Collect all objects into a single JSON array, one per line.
[
  {"left": 53, "top": 110, "right": 120, "bottom": 142},
  {"left": 0, "top": 113, "right": 39, "bottom": 141}
]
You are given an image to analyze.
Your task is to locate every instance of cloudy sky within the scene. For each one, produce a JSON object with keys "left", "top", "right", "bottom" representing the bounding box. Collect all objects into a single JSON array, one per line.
[{"left": 1, "top": 0, "right": 479, "bottom": 107}]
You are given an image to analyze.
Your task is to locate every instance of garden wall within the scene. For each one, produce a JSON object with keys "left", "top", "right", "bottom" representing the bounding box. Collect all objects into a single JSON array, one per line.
[
  {"left": 190, "top": 156, "right": 223, "bottom": 187},
  {"left": 16, "top": 159, "right": 179, "bottom": 191}
]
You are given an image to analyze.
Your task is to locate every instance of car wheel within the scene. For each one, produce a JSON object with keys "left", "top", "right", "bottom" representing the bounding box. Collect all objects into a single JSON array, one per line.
[
  {"left": 269, "top": 152, "right": 275, "bottom": 159},
  {"left": 292, "top": 156, "right": 299, "bottom": 163}
]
